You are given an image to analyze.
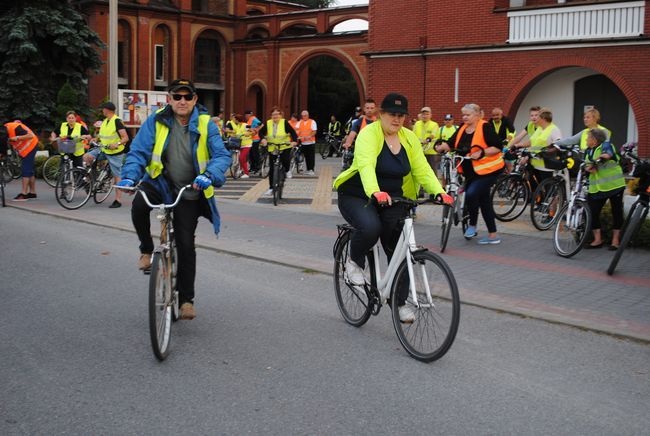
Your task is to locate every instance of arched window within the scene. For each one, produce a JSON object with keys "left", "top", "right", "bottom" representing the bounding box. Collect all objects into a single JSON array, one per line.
[
  {"left": 117, "top": 20, "right": 131, "bottom": 86},
  {"left": 194, "top": 30, "right": 221, "bottom": 84},
  {"left": 153, "top": 25, "right": 171, "bottom": 86}
]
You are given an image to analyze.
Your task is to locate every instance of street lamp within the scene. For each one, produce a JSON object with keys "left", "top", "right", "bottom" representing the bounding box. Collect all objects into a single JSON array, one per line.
[{"left": 108, "top": 0, "right": 118, "bottom": 104}]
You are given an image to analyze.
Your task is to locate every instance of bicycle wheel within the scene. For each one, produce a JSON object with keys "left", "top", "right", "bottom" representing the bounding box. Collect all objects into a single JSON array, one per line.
[
  {"left": 320, "top": 142, "right": 329, "bottom": 159},
  {"left": 55, "top": 168, "right": 92, "bottom": 210},
  {"left": 91, "top": 165, "right": 113, "bottom": 203},
  {"left": 295, "top": 152, "right": 305, "bottom": 174},
  {"left": 531, "top": 177, "right": 564, "bottom": 231},
  {"left": 230, "top": 152, "right": 241, "bottom": 179},
  {"left": 272, "top": 164, "right": 281, "bottom": 206},
  {"left": 439, "top": 192, "right": 456, "bottom": 253},
  {"left": 0, "top": 163, "right": 13, "bottom": 184},
  {"left": 260, "top": 151, "right": 269, "bottom": 178},
  {"left": 491, "top": 174, "right": 529, "bottom": 222},
  {"left": 42, "top": 155, "right": 62, "bottom": 187},
  {"left": 391, "top": 250, "right": 460, "bottom": 362},
  {"left": 8, "top": 154, "right": 21, "bottom": 179},
  {"left": 553, "top": 199, "right": 592, "bottom": 258},
  {"left": 333, "top": 232, "right": 373, "bottom": 327},
  {"left": 607, "top": 203, "right": 647, "bottom": 275},
  {"left": 170, "top": 239, "right": 179, "bottom": 322},
  {"left": 149, "top": 251, "right": 173, "bottom": 360}
]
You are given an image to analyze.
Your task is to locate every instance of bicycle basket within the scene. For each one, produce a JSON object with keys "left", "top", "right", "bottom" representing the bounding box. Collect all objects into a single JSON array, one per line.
[
  {"left": 226, "top": 137, "right": 241, "bottom": 150},
  {"left": 567, "top": 149, "right": 583, "bottom": 178},
  {"left": 537, "top": 148, "right": 568, "bottom": 171},
  {"left": 57, "top": 139, "right": 77, "bottom": 154}
]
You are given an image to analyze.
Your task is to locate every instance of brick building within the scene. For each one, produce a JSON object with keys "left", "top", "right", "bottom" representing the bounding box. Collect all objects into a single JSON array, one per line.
[
  {"left": 80, "top": 0, "right": 648, "bottom": 155},
  {"left": 366, "top": 0, "right": 649, "bottom": 155}
]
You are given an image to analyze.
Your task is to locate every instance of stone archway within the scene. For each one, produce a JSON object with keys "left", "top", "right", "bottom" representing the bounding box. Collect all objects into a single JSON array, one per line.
[{"left": 279, "top": 51, "right": 364, "bottom": 132}]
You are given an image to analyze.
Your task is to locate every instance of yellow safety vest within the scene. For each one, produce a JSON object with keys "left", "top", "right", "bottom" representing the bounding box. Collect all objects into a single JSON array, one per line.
[
  {"left": 413, "top": 120, "right": 440, "bottom": 155},
  {"left": 580, "top": 124, "right": 611, "bottom": 151},
  {"left": 265, "top": 119, "right": 292, "bottom": 151},
  {"left": 145, "top": 112, "right": 214, "bottom": 199},
  {"left": 60, "top": 122, "right": 85, "bottom": 157},
  {"left": 585, "top": 144, "right": 626, "bottom": 194},
  {"left": 99, "top": 115, "right": 125, "bottom": 155},
  {"left": 530, "top": 123, "right": 559, "bottom": 169}
]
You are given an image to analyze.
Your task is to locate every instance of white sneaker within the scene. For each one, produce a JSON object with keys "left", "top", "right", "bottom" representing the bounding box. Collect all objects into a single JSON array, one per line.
[
  {"left": 264, "top": 188, "right": 273, "bottom": 196},
  {"left": 344, "top": 258, "right": 367, "bottom": 285},
  {"left": 306, "top": 170, "right": 315, "bottom": 176},
  {"left": 286, "top": 171, "right": 293, "bottom": 179},
  {"left": 398, "top": 304, "right": 416, "bottom": 323},
  {"left": 240, "top": 174, "right": 249, "bottom": 179}
]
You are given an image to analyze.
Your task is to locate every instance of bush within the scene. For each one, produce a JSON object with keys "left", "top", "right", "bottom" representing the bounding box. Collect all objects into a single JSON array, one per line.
[
  {"left": 598, "top": 200, "right": 650, "bottom": 249},
  {"left": 34, "top": 155, "right": 48, "bottom": 179}
]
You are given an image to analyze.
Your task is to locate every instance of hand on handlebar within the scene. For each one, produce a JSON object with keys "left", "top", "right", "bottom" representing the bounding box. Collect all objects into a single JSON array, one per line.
[
  {"left": 115, "top": 179, "right": 136, "bottom": 194},
  {"left": 436, "top": 193, "right": 454, "bottom": 206},
  {"left": 192, "top": 174, "right": 212, "bottom": 190},
  {"left": 373, "top": 191, "right": 392, "bottom": 206}
]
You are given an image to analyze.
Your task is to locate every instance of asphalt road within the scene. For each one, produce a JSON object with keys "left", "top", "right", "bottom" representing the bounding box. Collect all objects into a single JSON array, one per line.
[{"left": 1, "top": 208, "right": 649, "bottom": 434}]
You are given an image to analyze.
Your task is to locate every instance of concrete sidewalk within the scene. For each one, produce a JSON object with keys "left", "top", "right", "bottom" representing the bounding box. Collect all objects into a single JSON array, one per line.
[{"left": 3, "top": 167, "right": 650, "bottom": 342}]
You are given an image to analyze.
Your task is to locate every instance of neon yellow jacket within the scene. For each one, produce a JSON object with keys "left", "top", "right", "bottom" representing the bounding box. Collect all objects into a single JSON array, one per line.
[{"left": 333, "top": 120, "right": 445, "bottom": 199}]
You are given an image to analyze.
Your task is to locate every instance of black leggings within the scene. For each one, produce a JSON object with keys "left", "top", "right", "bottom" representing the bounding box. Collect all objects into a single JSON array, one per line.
[
  {"left": 588, "top": 190, "right": 624, "bottom": 230},
  {"left": 269, "top": 148, "right": 292, "bottom": 188},
  {"left": 465, "top": 173, "right": 500, "bottom": 233},
  {"left": 131, "top": 182, "right": 209, "bottom": 304},
  {"left": 301, "top": 143, "right": 315, "bottom": 171},
  {"left": 338, "top": 194, "right": 411, "bottom": 304}
]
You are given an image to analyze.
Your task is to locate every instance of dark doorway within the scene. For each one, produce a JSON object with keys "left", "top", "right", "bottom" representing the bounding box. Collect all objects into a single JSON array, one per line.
[
  {"left": 573, "top": 74, "right": 628, "bottom": 146},
  {"left": 289, "top": 56, "right": 360, "bottom": 139}
]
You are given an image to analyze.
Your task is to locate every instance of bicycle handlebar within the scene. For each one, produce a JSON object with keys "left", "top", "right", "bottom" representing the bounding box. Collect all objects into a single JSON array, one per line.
[{"left": 117, "top": 184, "right": 193, "bottom": 209}]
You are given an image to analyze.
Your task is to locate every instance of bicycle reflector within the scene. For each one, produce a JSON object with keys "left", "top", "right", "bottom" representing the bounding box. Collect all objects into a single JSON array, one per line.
[{"left": 566, "top": 157, "right": 575, "bottom": 169}]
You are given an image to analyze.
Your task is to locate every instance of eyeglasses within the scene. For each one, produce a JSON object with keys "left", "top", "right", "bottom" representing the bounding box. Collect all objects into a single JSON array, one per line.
[{"left": 171, "top": 93, "right": 194, "bottom": 101}]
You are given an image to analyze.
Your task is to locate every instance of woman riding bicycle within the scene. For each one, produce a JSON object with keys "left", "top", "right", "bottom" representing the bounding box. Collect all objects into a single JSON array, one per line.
[
  {"left": 435, "top": 103, "right": 505, "bottom": 244},
  {"left": 259, "top": 106, "right": 298, "bottom": 195},
  {"left": 333, "top": 93, "right": 452, "bottom": 323},
  {"left": 50, "top": 110, "right": 92, "bottom": 168}
]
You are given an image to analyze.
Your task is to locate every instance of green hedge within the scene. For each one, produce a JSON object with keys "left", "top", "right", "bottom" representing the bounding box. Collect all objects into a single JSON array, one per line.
[{"left": 597, "top": 201, "right": 650, "bottom": 249}]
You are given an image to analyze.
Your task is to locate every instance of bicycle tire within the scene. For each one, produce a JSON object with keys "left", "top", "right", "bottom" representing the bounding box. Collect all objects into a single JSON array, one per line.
[
  {"left": 8, "top": 154, "right": 21, "bottom": 179},
  {"left": 55, "top": 168, "right": 92, "bottom": 210},
  {"left": 295, "top": 152, "right": 305, "bottom": 174},
  {"left": 170, "top": 239, "right": 179, "bottom": 322},
  {"left": 553, "top": 199, "right": 592, "bottom": 258},
  {"left": 439, "top": 192, "right": 456, "bottom": 253},
  {"left": 491, "top": 174, "right": 529, "bottom": 222},
  {"left": 607, "top": 203, "right": 647, "bottom": 275},
  {"left": 333, "top": 232, "right": 373, "bottom": 327},
  {"left": 0, "top": 163, "right": 13, "bottom": 184},
  {"left": 272, "top": 164, "right": 281, "bottom": 206},
  {"left": 230, "top": 152, "right": 241, "bottom": 179},
  {"left": 320, "top": 143, "right": 329, "bottom": 159},
  {"left": 531, "top": 177, "right": 564, "bottom": 231},
  {"left": 391, "top": 250, "right": 460, "bottom": 362},
  {"left": 260, "top": 152, "right": 270, "bottom": 178},
  {"left": 149, "top": 251, "right": 173, "bottom": 361},
  {"left": 93, "top": 167, "right": 114, "bottom": 204},
  {"left": 42, "top": 155, "right": 62, "bottom": 187}
]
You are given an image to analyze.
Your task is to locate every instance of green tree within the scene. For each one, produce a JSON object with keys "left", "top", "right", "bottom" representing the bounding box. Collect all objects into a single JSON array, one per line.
[{"left": 0, "top": 0, "right": 103, "bottom": 131}]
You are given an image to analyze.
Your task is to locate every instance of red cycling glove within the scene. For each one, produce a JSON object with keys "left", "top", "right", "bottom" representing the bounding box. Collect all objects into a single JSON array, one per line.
[
  {"left": 437, "top": 193, "right": 454, "bottom": 206},
  {"left": 373, "top": 191, "right": 392, "bottom": 205}
]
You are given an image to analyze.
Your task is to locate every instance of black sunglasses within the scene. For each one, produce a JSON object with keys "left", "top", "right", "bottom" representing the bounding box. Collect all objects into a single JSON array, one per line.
[{"left": 171, "top": 93, "right": 195, "bottom": 101}]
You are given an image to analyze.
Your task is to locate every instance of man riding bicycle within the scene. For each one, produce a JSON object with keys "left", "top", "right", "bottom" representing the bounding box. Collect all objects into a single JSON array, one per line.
[{"left": 117, "top": 79, "right": 231, "bottom": 320}]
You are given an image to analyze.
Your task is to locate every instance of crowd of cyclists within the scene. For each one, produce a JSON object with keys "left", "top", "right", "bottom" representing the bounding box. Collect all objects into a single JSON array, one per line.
[{"left": 1, "top": 77, "right": 642, "bottom": 321}]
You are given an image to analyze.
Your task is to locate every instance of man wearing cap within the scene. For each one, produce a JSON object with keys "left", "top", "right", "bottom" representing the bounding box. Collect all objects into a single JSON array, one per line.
[
  {"left": 342, "top": 98, "right": 377, "bottom": 149},
  {"left": 117, "top": 79, "right": 231, "bottom": 320},
  {"left": 412, "top": 106, "right": 440, "bottom": 176},
  {"left": 439, "top": 114, "right": 459, "bottom": 142},
  {"left": 85, "top": 101, "right": 129, "bottom": 208}
]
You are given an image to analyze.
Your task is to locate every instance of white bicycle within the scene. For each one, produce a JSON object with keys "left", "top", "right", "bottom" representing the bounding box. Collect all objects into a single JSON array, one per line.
[{"left": 333, "top": 197, "right": 460, "bottom": 362}]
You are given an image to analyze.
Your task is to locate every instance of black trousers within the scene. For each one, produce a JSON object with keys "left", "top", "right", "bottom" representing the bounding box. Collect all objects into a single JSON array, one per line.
[
  {"left": 338, "top": 193, "right": 411, "bottom": 304},
  {"left": 249, "top": 140, "right": 261, "bottom": 172},
  {"left": 269, "top": 148, "right": 292, "bottom": 188},
  {"left": 588, "top": 189, "right": 624, "bottom": 230},
  {"left": 132, "top": 183, "right": 208, "bottom": 304},
  {"left": 301, "top": 143, "right": 315, "bottom": 171}
]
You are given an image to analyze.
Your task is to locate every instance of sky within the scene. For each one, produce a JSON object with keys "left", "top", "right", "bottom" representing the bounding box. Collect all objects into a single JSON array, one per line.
[{"left": 332, "top": 0, "right": 369, "bottom": 32}]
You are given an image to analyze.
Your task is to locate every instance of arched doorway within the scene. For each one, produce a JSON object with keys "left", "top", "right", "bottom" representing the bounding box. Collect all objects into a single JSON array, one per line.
[
  {"left": 193, "top": 29, "right": 224, "bottom": 115},
  {"left": 512, "top": 67, "right": 637, "bottom": 145},
  {"left": 283, "top": 54, "right": 362, "bottom": 137},
  {"left": 246, "top": 84, "right": 265, "bottom": 118}
]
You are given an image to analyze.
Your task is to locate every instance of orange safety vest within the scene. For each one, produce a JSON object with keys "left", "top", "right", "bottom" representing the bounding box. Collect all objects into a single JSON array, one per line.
[
  {"left": 297, "top": 118, "right": 316, "bottom": 143},
  {"left": 454, "top": 119, "right": 504, "bottom": 175},
  {"left": 5, "top": 121, "right": 38, "bottom": 157}
]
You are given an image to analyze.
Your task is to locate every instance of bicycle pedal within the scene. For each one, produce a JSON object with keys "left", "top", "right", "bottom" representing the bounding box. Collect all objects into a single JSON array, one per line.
[{"left": 142, "top": 268, "right": 151, "bottom": 275}]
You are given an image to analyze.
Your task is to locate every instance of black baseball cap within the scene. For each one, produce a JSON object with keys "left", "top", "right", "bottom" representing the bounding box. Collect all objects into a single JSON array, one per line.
[
  {"left": 167, "top": 79, "right": 196, "bottom": 94},
  {"left": 101, "top": 101, "right": 116, "bottom": 111},
  {"left": 380, "top": 93, "right": 408, "bottom": 114}
]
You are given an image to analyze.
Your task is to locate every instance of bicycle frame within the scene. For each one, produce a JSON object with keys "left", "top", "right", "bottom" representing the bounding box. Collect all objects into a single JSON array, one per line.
[{"left": 369, "top": 213, "right": 433, "bottom": 309}]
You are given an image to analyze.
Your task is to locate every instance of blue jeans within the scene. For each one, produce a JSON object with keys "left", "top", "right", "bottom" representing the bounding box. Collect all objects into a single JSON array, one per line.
[{"left": 465, "top": 173, "right": 500, "bottom": 234}]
